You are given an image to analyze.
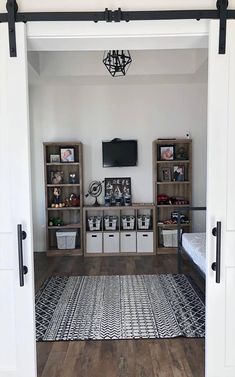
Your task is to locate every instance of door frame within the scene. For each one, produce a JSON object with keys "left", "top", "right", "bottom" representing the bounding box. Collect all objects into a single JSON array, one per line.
[{"left": 2, "top": 17, "right": 227, "bottom": 377}]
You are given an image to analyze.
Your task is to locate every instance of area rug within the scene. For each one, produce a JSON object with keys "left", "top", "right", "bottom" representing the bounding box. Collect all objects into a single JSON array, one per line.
[{"left": 35, "top": 274, "right": 205, "bottom": 341}]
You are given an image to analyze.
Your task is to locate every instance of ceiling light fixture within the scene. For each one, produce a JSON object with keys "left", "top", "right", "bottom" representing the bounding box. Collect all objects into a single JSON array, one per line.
[{"left": 103, "top": 50, "right": 132, "bottom": 77}]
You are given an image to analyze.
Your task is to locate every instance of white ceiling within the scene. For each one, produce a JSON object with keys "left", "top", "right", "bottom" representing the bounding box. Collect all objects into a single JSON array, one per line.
[{"left": 28, "top": 49, "right": 208, "bottom": 85}]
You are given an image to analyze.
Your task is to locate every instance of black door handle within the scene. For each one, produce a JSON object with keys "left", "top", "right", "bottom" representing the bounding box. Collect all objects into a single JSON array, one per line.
[
  {"left": 17, "top": 224, "right": 28, "bottom": 287},
  {"left": 211, "top": 221, "right": 221, "bottom": 283}
]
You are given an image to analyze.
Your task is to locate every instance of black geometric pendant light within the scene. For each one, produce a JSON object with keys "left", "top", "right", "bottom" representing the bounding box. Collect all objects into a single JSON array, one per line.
[{"left": 103, "top": 50, "right": 132, "bottom": 77}]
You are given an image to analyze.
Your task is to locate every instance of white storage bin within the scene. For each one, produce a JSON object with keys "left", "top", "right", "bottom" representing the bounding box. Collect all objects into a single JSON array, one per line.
[
  {"left": 104, "top": 215, "right": 118, "bottom": 230},
  {"left": 137, "top": 232, "right": 153, "bottom": 253},
  {"left": 103, "top": 232, "right": 119, "bottom": 253},
  {"left": 56, "top": 231, "right": 77, "bottom": 250},
  {"left": 122, "top": 215, "right": 135, "bottom": 230},
  {"left": 121, "top": 232, "right": 136, "bottom": 253},
  {"left": 137, "top": 215, "right": 151, "bottom": 230},
  {"left": 162, "top": 229, "right": 181, "bottom": 247},
  {"left": 88, "top": 216, "right": 101, "bottom": 231},
  {"left": 86, "top": 232, "right": 102, "bottom": 253}
]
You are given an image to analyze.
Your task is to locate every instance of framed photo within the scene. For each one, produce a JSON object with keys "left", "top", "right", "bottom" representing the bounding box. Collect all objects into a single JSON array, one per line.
[
  {"left": 159, "top": 145, "right": 174, "bottom": 161},
  {"left": 173, "top": 165, "right": 185, "bottom": 181},
  {"left": 50, "top": 154, "right": 60, "bottom": 163},
  {"left": 160, "top": 167, "right": 171, "bottom": 182},
  {"left": 60, "top": 148, "right": 75, "bottom": 162},
  {"left": 50, "top": 171, "right": 64, "bottom": 185},
  {"left": 105, "top": 177, "right": 131, "bottom": 205}
]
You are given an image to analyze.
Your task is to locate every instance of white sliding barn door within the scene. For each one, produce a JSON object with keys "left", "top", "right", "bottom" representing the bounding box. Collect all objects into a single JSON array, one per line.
[
  {"left": 206, "top": 20, "right": 235, "bottom": 377},
  {"left": 0, "top": 23, "right": 36, "bottom": 377}
]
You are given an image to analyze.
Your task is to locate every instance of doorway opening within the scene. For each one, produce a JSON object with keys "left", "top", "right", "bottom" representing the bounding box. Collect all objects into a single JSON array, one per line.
[{"left": 28, "top": 44, "right": 208, "bottom": 376}]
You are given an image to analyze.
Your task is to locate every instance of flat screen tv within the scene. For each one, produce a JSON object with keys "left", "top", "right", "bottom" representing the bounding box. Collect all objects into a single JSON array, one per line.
[{"left": 102, "top": 139, "right": 138, "bottom": 167}]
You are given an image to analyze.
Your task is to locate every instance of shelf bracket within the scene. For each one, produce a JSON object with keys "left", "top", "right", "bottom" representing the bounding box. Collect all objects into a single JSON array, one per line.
[
  {"left": 6, "top": 0, "right": 18, "bottom": 57},
  {"left": 217, "top": 0, "right": 229, "bottom": 54}
]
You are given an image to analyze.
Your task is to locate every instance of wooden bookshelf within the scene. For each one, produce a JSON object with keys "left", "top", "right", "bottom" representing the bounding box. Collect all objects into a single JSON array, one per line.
[
  {"left": 153, "top": 138, "right": 192, "bottom": 254},
  {"left": 43, "top": 142, "right": 83, "bottom": 256}
]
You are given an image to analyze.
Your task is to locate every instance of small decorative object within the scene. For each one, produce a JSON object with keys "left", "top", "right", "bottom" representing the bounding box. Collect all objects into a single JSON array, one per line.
[
  {"left": 138, "top": 215, "right": 151, "bottom": 230},
  {"left": 160, "top": 167, "right": 171, "bottom": 182},
  {"left": 88, "top": 216, "right": 102, "bottom": 231},
  {"left": 104, "top": 195, "right": 111, "bottom": 207},
  {"left": 122, "top": 215, "right": 135, "bottom": 230},
  {"left": 103, "top": 50, "right": 132, "bottom": 77},
  {"left": 51, "top": 171, "right": 63, "bottom": 184},
  {"left": 52, "top": 187, "right": 61, "bottom": 206},
  {"left": 69, "top": 193, "right": 80, "bottom": 207},
  {"left": 159, "top": 145, "right": 174, "bottom": 161},
  {"left": 50, "top": 154, "right": 60, "bottom": 163},
  {"left": 105, "top": 177, "right": 131, "bottom": 206},
  {"left": 49, "top": 217, "right": 64, "bottom": 227},
  {"left": 173, "top": 166, "right": 185, "bottom": 181},
  {"left": 104, "top": 216, "right": 118, "bottom": 230},
  {"left": 157, "top": 194, "right": 170, "bottom": 205},
  {"left": 175, "top": 146, "right": 188, "bottom": 160},
  {"left": 124, "top": 194, "right": 131, "bottom": 206},
  {"left": 60, "top": 148, "right": 75, "bottom": 162},
  {"left": 85, "top": 180, "right": 103, "bottom": 206},
  {"left": 171, "top": 212, "right": 189, "bottom": 224},
  {"left": 169, "top": 196, "right": 189, "bottom": 205},
  {"left": 69, "top": 173, "right": 77, "bottom": 184}
]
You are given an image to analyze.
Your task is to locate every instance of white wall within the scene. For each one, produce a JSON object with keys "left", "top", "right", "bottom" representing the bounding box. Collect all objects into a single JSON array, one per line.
[{"left": 29, "top": 81, "right": 207, "bottom": 252}]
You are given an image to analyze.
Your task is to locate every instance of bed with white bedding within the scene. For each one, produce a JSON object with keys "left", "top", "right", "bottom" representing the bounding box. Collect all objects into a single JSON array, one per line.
[{"left": 181, "top": 232, "right": 206, "bottom": 276}]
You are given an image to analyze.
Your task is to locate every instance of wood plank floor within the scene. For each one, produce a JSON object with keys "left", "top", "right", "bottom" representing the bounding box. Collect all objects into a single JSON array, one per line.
[{"left": 35, "top": 253, "right": 205, "bottom": 377}]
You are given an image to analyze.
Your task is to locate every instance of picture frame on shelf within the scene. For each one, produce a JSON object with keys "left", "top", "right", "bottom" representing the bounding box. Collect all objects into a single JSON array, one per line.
[
  {"left": 50, "top": 154, "right": 60, "bottom": 163},
  {"left": 50, "top": 171, "right": 64, "bottom": 185},
  {"left": 173, "top": 166, "right": 185, "bottom": 181},
  {"left": 175, "top": 146, "right": 188, "bottom": 160},
  {"left": 60, "top": 148, "right": 75, "bottom": 162},
  {"left": 160, "top": 167, "right": 171, "bottom": 182},
  {"left": 159, "top": 145, "right": 174, "bottom": 161},
  {"left": 105, "top": 177, "right": 131, "bottom": 206}
]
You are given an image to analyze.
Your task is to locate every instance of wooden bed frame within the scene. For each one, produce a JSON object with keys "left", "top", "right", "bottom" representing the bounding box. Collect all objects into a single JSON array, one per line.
[{"left": 177, "top": 207, "right": 206, "bottom": 279}]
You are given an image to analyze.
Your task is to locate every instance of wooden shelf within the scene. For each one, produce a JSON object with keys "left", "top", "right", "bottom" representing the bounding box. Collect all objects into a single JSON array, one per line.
[
  {"left": 83, "top": 205, "right": 156, "bottom": 256},
  {"left": 157, "top": 204, "right": 190, "bottom": 208},
  {"left": 153, "top": 138, "right": 192, "bottom": 255},
  {"left": 156, "top": 181, "right": 190, "bottom": 185},
  {"left": 47, "top": 184, "right": 80, "bottom": 187},
  {"left": 47, "top": 207, "right": 80, "bottom": 211},
  {"left": 157, "top": 223, "right": 190, "bottom": 228},
  {"left": 48, "top": 224, "right": 81, "bottom": 229},
  {"left": 46, "top": 162, "right": 80, "bottom": 166},
  {"left": 156, "top": 160, "right": 190, "bottom": 164},
  {"left": 44, "top": 141, "right": 84, "bottom": 256}
]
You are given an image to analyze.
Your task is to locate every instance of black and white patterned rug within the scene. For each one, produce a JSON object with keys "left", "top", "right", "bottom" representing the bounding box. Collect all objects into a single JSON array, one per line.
[{"left": 35, "top": 274, "right": 205, "bottom": 341}]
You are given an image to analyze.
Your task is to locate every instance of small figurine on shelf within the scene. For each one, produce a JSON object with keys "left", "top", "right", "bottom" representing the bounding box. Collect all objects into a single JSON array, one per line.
[
  {"left": 51, "top": 187, "right": 65, "bottom": 208},
  {"left": 69, "top": 173, "right": 77, "bottom": 184},
  {"left": 48, "top": 217, "right": 64, "bottom": 226},
  {"left": 69, "top": 193, "right": 80, "bottom": 207}
]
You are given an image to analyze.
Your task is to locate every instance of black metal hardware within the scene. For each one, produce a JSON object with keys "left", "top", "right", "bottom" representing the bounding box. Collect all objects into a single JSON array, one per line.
[
  {"left": 217, "top": 0, "right": 229, "bottom": 54},
  {"left": 105, "top": 8, "right": 112, "bottom": 23},
  {"left": 211, "top": 221, "right": 221, "bottom": 283},
  {"left": 6, "top": 0, "right": 18, "bottom": 57},
  {"left": 17, "top": 224, "right": 28, "bottom": 287},
  {"left": 2, "top": 1, "right": 235, "bottom": 57}
]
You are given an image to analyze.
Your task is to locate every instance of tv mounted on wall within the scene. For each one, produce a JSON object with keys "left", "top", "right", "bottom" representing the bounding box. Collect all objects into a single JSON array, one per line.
[{"left": 102, "top": 139, "right": 138, "bottom": 167}]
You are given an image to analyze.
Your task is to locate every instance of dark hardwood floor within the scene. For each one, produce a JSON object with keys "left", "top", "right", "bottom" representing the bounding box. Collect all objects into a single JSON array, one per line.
[{"left": 35, "top": 253, "right": 205, "bottom": 377}]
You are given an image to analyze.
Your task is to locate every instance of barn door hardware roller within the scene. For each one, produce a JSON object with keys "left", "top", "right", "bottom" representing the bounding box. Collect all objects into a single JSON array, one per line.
[
  {"left": 217, "top": 0, "right": 229, "bottom": 54},
  {"left": 6, "top": 0, "right": 18, "bottom": 57},
  {"left": 3, "top": 0, "right": 233, "bottom": 58}
]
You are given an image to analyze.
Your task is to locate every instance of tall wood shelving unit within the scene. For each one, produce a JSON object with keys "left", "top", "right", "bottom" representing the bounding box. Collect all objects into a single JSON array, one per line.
[
  {"left": 43, "top": 142, "right": 83, "bottom": 256},
  {"left": 153, "top": 138, "right": 192, "bottom": 254}
]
